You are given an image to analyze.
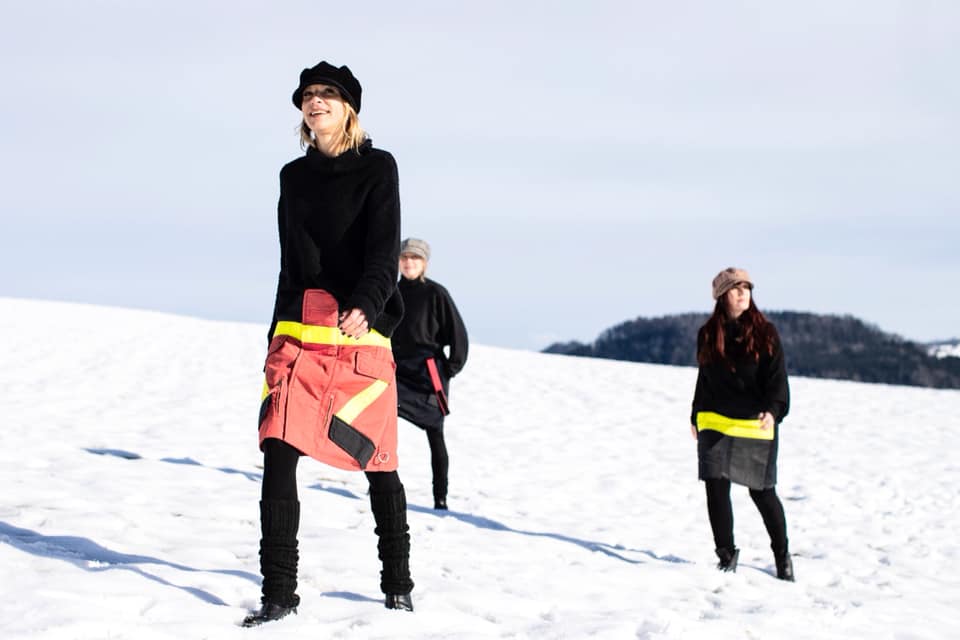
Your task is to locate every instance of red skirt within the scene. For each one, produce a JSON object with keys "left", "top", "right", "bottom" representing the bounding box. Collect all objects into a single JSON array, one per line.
[{"left": 258, "top": 289, "right": 399, "bottom": 472}]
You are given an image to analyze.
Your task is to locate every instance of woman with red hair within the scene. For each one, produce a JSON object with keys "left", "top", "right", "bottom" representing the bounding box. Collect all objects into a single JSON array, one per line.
[{"left": 690, "top": 267, "right": 794, "bottom": 581}]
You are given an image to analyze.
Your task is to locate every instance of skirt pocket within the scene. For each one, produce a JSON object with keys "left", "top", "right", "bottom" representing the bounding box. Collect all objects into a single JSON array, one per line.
[
  {"left": 259, "top": 376, "right": 287, "bottom": 430},
  {"left": 328, "top": 415, "right": 376, "bottom": 468}
]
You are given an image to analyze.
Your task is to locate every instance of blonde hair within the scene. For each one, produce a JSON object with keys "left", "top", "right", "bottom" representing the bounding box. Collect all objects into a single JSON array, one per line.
[{"left": 299, "top": 102, "right": 367, "bottom": 155}]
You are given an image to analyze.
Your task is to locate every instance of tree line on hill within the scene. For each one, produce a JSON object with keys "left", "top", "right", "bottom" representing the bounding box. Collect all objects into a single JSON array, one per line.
[{"left": 543, "top": 311, "right": 960, "bottom": 389}]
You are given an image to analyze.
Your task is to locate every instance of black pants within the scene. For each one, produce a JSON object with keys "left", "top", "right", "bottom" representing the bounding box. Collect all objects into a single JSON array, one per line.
[
  {"left": 426, "top": 428, "right": 449, "bottom": 501},
  {"left": 705, "top": 478, "right": 788, "bottom": 554},
  {"left": 262, "top": 438, "right": 403, "bottom": 500}
]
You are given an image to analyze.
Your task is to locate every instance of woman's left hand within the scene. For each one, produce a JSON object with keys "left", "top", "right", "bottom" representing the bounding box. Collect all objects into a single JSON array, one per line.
[
  {"left": 759, "top": 411, "right": 775, "bottom": 431},
  {"left": 339, "top": 308, "right": 369, "bottom": 338}
]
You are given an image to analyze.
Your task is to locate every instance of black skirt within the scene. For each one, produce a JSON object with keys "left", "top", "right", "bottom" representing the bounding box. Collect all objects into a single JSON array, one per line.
[
  {"left": 397, "top": 378, "right": 445, "bottom": 431},
  {"left": 698, "top": 427, "right": 779, "bottom": 489}
]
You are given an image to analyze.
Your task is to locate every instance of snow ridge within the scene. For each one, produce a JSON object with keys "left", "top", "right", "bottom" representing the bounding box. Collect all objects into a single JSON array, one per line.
[{"left": 929, "top": 340, "right": 960, "bottom": 359}]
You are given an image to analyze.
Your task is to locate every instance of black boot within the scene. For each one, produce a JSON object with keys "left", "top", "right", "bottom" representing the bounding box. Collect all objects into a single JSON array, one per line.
[
  {"left": 385, "top": 593, "right": 414, "bottom": 611},
  {"left": 771, "top": 536, "right": 794, "bottom": 581},
  {"left": 716, "top": 547, "right": 739, "bottom": 572},
  {"left": 243, "top": 500, "right": 301, "bottom": 626},
  {"left": 242, "top": 602, "right": 297, "bottom": 627},
  {"left": 774, "top": 545, "right": 795, "bottom": 581},
  {"left": 369, "top": 487, "right": 414, "bottom": 610},
  {"left": 433, "top": 474, "right": 448, "bottom": 510}
]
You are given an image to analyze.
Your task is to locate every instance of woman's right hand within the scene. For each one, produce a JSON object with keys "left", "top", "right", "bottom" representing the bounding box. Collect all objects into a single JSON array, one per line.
[
  {"left": 338, "top": 308, "right": 369, "bottom": 339},
  {"left": 758, "top": 411, "right": 775, "bottom": 431},
  {"left": 690, "top": 424, "right": 698, "bottom": 440}
]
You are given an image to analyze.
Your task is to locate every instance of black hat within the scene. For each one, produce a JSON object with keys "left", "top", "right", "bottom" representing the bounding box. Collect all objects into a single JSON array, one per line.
[{"left": 292, "top": 61, "right": 362, "bottom": 113}]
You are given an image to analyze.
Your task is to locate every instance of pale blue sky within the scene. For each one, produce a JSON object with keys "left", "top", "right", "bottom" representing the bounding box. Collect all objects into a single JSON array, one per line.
[{"left": 1, "top": 1, "right": 957, "bottom": 348}]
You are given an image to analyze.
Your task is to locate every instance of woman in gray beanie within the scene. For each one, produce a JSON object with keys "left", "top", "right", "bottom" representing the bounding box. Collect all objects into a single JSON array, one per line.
[
  {"left": 689, "top": 267, "right": 794, "bottom": 581},
  {"left": 392, "top": 237, "right": 469, "bottom": 510}
]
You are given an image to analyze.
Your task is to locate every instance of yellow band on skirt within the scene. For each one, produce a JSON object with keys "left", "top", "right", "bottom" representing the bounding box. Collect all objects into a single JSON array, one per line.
[
  {"left": 273, "top": 320, "right": 392, "bottom": 348},
  {"left": 696, "top": 411, "right": 774, "bottom": 441}
]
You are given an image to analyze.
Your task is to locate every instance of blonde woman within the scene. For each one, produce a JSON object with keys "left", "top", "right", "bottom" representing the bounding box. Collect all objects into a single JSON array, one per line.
[
  {"left": 392, "top": 238, "right": 468, "bottom": 510},
  {"left": 244, "top": 61, "right": 413, "bottom": 626}
]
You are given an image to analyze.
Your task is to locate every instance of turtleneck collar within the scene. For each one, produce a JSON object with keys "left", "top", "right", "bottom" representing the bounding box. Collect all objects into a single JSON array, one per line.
[
  {"left": 399, "top": 276, "right": 427, "bottom": 287},
  {"left": 724, "top": 314, "right": 745, "bottom": 336},
  {"left": 304, "top": 138, "right": 373, "bottom": 168}
]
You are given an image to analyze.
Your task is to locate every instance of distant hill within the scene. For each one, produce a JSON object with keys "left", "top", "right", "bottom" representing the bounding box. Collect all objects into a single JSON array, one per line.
[{"left": 544, "top": 312, "right": 960, "bottom": 389}]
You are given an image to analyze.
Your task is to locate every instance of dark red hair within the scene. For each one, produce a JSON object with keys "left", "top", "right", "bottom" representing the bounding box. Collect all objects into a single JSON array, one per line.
[{"left": 697, "top": 298, "right": 777, "bottom": 366}]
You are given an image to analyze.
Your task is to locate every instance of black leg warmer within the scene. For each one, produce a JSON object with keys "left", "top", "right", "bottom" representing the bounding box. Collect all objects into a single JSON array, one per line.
[
  {"left": 367, "top": 475, "right": 414, "bottom": 595},
  {"left": 259, "top": 499, "right": 301, "bottom": 608}
]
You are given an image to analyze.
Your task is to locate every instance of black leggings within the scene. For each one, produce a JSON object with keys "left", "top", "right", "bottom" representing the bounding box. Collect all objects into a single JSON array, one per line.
[
  {"left": 261, "top": 438, "right": 402, "bottom": 501},
  {"left": 426, "top": 428, "right": 449, "bottom": 497},
  {"left": 705, "top": 478, "right": 788, "bottom": 553}
]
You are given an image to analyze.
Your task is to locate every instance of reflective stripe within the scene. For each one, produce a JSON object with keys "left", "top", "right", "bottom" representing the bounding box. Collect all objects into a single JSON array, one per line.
[
  {"left": 274, "top": 320, "right": 391, "bottom": 348},
  {"left": 696, "top": 411, "right": 774, "bottom": 441},
  {"left": 336, "top": 379, "right": 389, "bottom": 424},
  {"left": 263, "top": 322, "right": 392, "bottom": 433}
]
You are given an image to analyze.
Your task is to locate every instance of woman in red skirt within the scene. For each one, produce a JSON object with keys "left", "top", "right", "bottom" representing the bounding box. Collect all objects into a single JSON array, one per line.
[{"left": 243, "top": 61, "right": 413, "bottom": 626}]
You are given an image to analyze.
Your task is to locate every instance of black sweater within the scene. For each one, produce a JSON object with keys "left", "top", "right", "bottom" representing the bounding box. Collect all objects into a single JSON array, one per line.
[
  {"left": 690, "top": 319, "right": 790, "bottom": 426},
  {"left": 269, "top": 140, "right": 404, "bottom": 342},
  {"left": 392, "top": 277, "right": 469, "bottom": 380}
]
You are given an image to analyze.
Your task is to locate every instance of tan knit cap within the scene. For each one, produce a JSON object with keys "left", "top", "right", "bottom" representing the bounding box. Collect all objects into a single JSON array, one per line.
[
  {"left": 712, "top": 267, "right": 753, "bottom": 300},
  {"left": 400, "top": 237, "right": 430, "bottom": 261}
]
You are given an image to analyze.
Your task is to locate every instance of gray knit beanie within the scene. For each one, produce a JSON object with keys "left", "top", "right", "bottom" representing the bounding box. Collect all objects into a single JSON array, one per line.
[{"left": 400, "top": 238, "right": 430, "bottom": 261}]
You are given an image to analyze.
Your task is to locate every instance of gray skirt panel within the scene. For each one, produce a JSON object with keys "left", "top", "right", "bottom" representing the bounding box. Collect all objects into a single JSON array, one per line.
[{"left": 698, "top": 427, "right": 779, "bottom": 489}]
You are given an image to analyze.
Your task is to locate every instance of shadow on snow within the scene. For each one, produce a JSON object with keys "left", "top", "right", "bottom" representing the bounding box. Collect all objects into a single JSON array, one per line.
[
  {"left": 320, "top": 590, "right": 382, "bottom": 604},
  {"left": 408, "top": 504, "right": 691, "bottom": 565},
  {"left": 85, "top": 448, "right": 359, "bottom": 501},
  {"left": 83, "top": 447, "right": 689, "bottom": 566},
  {"left": 0, "top": 521, "right": 259, "bottom": 606},
  {"left": 85, "top": 448, "right": 261, "bottom": 483}
]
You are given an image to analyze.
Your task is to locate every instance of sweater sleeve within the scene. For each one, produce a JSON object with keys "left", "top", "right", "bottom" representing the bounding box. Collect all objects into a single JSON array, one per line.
[
  {"left": 690, "top": 328, "right": 706, "bottom": 426},
  {"left": 344, "top": 153, "right": 401, "bottom": 325},
  {"left": 437, "top": 286, "right": 469, "bottom": 377},
  {"left": 267, "top": 189, "right": 289, "bottom": 347},
  {"left": 761, "top": 326, "right": 790, "bottom": 422}
]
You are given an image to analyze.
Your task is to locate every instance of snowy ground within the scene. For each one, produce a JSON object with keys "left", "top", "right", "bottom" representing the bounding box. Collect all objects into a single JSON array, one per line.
[
  {"left": 1, "top": 297, "right": 958, "bottom": 639},
  {"left": 928, "top": 341, "right": 960, "bottom": 359}
]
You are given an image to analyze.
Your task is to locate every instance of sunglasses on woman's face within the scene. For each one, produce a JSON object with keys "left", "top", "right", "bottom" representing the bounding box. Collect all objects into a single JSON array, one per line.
[{"left": 302, "top": 86, "right": 341, "bottom": 102}]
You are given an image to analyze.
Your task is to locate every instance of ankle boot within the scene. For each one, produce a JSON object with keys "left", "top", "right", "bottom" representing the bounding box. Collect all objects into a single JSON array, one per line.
[
  {"left": 256, "top": 500, "right": 301, "bottom": 613},
  {"left": 716, "top": 546, "right": 739, "bottom": 572},
  {"left": 242, "top": 601, "right": 297, "bottom": 627},
  {"left": 775, "top": 552, "right": 794, "bottom": 581},
  {"left": 774, "top": 548, "right": 794, "bottom": 582},
  {"left": 772, "top": 539, "right": 794, "bottom": 581},
  {"left": 369, "top": 487, "right": 414, "bottom": 607},
  {"left": 385, "top": 593, "right": 414, "bottom": 611},
  {"left": 433, "top": 477, "right": 448, "bottom": 511}
]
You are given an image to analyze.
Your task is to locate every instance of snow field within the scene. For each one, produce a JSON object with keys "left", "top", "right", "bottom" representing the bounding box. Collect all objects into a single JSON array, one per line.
[{"left": 1, "top": 297, "right": 958, "bottom": 639}]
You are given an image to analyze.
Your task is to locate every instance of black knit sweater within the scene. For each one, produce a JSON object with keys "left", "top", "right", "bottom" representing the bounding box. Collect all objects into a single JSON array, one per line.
[
  {"left": 690, "top": 319, "right": 790, "bottom": 426},
  {"left": 268, "top": 140, "right": 404, "bottom": 342},
  {"left": 392, "top": 276, "right": 469, "bottom": 381}
]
